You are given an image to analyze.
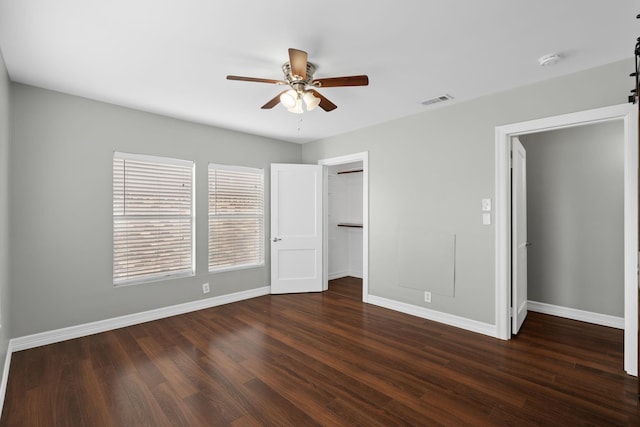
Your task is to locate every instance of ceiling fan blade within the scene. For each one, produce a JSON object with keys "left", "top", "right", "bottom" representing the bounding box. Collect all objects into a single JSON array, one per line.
[
  {"left": 227, "top": 75, "right": 285, "bottom": 85},
  {"left": 261, "top": 90, "right": 288, "bottom": 109},
  {"left": 309, "top": 90, "right": 337, "bottom": 112},
  {"left": 288, "top": 48, "right": 308, "bottom": 80},
  {"left": 312, "top": 75, "right": 369, "bottom": 88}
]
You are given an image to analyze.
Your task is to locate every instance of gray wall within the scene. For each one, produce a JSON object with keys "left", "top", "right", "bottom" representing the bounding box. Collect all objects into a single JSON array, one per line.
[
  {"left": 10, "top": 84, "right": 301, "bottom": 337},
  {"left": 301, "top": 59, "right": 632, "bottom": 324},
  {"left": 0, "top": 50, "right": 11, "bottom": 384},
  {"left": 520, "top": 122, "right": 624, "bottom": 317}
]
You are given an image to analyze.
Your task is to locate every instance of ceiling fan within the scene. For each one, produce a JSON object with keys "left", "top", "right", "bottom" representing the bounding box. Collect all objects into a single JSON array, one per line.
[{"left": 226, "top": 48, "right": 369, "bottom": 113}]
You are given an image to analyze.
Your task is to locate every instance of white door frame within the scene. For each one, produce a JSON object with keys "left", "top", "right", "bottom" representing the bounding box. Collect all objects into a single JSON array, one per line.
[
  {"left": 494, "top": 103, "right": 638, "bottom": 376},
  {"left": 318, "top": 152, "right": 369, "bottom": 302}
]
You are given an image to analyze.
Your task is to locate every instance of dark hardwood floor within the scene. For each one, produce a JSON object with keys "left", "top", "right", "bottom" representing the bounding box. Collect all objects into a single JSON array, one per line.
[{"left": 1, "top": 277, "right": 638, "bottom": 426}]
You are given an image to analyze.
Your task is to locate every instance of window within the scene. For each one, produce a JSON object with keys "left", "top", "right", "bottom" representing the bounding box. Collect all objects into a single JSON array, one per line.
[
  {"left": 208, "top": 163, "right": 264, "bottom": 272},
  {"left": 113, "top": 152, "right": 194, "bottom": 285}
]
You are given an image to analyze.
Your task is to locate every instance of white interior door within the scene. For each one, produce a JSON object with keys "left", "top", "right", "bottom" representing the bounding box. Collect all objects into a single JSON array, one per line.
[
  {"left": 271, "top": 163, "right": 323, "bottom": 294},
  {"left": 512, "top": 137, "right": 528, "bottom": 334}
]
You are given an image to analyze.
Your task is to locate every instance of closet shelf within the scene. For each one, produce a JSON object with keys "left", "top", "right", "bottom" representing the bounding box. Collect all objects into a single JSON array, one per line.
[
  {"left": 337, "top": 169, "right": 363, "bottom": 175},
  {"left": 337, "top": 223, "right": 363, "bottom": 228}
]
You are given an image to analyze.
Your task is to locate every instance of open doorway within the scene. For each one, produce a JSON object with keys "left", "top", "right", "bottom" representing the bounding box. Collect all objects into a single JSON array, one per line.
[
  {"left": 519, "top": 122, "right": 625, "bottom": 330},
  {"left": 495, "top": 104, "right": 638, "bottom": 376},
  {"left": 327, "top": 161, "right": 363, "bottom": 280},
  {"left": 318, "top": 152, "right": 369, "bottom": 302}
]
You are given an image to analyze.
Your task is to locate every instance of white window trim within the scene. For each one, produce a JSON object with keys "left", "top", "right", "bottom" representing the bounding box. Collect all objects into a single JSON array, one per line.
[{"left": 115, "top": 151, "right": 193, "bottom": 168}]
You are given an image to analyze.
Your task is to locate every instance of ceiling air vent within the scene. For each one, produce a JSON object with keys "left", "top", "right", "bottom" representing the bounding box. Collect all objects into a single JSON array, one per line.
[{"left": 421, "top": 94, "right": 454, "bottom": 106}]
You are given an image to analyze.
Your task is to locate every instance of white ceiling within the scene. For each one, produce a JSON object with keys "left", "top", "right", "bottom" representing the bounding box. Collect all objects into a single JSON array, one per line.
[{"left": 0, "top": 1, "right": 637, "bottom": 143}]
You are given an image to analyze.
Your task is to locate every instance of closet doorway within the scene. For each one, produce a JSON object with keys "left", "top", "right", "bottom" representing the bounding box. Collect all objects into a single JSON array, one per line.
[
  {"left": 494, "top": 103, "right": 638, "bottom": 376},
  {"left": 319, "top": 152, "right": 369, "bottom": 302}
]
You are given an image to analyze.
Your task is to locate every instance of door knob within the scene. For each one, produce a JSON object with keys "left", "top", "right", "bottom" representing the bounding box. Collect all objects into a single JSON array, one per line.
[{"left": 272, "top": 237, "right": 282, "bottom": 242}]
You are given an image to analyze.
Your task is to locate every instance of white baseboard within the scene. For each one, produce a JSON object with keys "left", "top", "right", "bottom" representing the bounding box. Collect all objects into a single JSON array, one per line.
[
  {"left": 329, "top": 271, "right": 363, "bottom": 280},
  {"left": 348, "top": 270, "right": 363, "bottom": 279},
  {"left": 528, "top": 301, "right": 624, "bottom": 329},
  {"left": 10, "top": 286, "right": 270, "bottom": 352},
  {"left": 328, "top": 271, "right": 349, "bottom": 280},
  {"left": 367, "top": 295, "right": 496, "bottom": 338},
  {"left": 0, "top": 344, "right": 12, "bottom": 418}
]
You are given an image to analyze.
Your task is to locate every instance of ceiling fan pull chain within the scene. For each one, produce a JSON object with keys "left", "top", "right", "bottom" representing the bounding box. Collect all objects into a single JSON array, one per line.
[{"left": 297, "top": 116, "right": 303, "bottom": 132}]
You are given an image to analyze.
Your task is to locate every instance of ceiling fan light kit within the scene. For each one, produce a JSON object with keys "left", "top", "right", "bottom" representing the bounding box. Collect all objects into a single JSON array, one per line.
[
  {"left": 279, "top": 88, "right": 320, "bottom": 113},
  {"left": 303, "top": 91, "right": 321, "bottom": 111},
  {"left": 227, "top": 48, "right": 369, "bottom": 113},
  {"left": 280, "top": 89, "right": 298, "bottom": 108},
  {"left": 288, "top": 100, "right": 304, "bottom": 114}
]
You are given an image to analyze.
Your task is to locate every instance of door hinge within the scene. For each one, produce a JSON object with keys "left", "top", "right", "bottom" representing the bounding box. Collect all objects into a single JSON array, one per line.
[
  {"left": 509, "top": 307, "right": 513, "bottom": 317},
  {"left": 509, "top": 151, "right": 513, "bottom": 168}
]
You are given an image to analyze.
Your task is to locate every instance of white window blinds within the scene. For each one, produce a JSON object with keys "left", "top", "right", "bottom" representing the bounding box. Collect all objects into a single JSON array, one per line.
[
  {"left": 209, "top": 164, "right": 264, "bottom": 272},
  {"left": 113, "top": 152, "right": 194, "bottom": 285}
]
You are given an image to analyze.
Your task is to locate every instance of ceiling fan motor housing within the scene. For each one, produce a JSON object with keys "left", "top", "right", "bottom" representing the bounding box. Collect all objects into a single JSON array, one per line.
[{"left": 282, "top": 61, "right": 317, "bottom": 87}]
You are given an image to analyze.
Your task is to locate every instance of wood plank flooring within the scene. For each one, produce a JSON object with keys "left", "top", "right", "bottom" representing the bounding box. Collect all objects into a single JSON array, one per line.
[{"left": 1, "top": 277, "right": 638, "bottom": 426}]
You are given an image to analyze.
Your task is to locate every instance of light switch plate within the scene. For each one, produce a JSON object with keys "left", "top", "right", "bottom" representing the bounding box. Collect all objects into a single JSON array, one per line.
[
  {"left": 483, "top": 213, "right": 491, "bottom": 225},
  {"left": 482, "top": 198, "right": 491, "bottom": 212}
]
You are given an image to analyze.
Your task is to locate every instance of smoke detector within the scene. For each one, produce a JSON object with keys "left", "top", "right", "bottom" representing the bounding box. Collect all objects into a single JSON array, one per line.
[{"left": 538, "top": 53, "right": 562, "bottom": 67}]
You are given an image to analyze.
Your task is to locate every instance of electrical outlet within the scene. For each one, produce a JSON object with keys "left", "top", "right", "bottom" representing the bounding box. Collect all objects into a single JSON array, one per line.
[
  {"left": 202, "top": 283, "right": 210, "bottom": 294},
  {"left": 424, "top": 291, "right": 431, "bottom": 303}
]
